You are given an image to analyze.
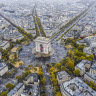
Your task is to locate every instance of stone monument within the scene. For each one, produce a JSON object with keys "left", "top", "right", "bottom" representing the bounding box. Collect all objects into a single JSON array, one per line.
[{"left": 32, "top": 37, "right": 54, "bottom": 57}]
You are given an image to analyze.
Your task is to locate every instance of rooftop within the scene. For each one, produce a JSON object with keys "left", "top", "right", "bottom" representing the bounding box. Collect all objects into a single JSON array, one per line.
[
  {"left": 83, "top": 47, "right": 92, "bottom": 55},
  {"left": 90, "top": 42, "right": 96, "bottom": 48},
  {"left": 7, "top": 83, "right": 24, "bottom": 96},
  {"left": 21, "top": 85, "right": 40, "bottom": 96},
  {"left": 86, "top": 72, "right": 96, "bottom": 81},
  {"left": 61, "top": 77, "right": 96, "bottom": 96},
  {"left": 0, "top": 41, "right": 9, "bottom": 47},
  {"left": 84, "top": 35, "right": 96, "bottom": 44},
  {"left": 0, "top": 63, "right": 7, "bottom": 71},
  {"left": 91, "top": 61, "right": 96, "bottom": 70},
  {"left": 76, "top": 60, "right": 91, "bottom": 71},
  {"left": 24, "top": 73, "right": 38, "bottom": 82},
  {"left": 31, "top": 85, "right": 40, "bottom": 96},
  {"left": 35, "top": 37, "right": 50, "bottom": 43},
  {"left": 57, "top": 71, "right": 70, "bottom": 81}
]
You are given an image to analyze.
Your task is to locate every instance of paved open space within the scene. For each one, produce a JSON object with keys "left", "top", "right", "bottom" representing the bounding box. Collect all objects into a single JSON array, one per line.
[{"left": 19, "top": 40, "right": 67, "bottom": 66}]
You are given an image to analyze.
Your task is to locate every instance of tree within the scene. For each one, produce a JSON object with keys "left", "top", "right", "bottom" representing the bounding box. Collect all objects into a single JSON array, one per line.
[
  {"left": 55, "top": 63, "right": 61, "bottom": 69},
  {"left": 66, "top": 70, "right": 72, "bottom": 75},
  {"left": 74, "top": 56, "right": 80, "bottom": 64},
  {"left": 49, "top": 66, "right": 54, "bottom": 72},
  {"left": 80, "top": 56, "right": 86, "bottom": 60},
  {"left": 77, "top": 45, "right": 84, "bottom": 52},
  {"left": 76, "top": 49, "right": 86, "bottom": 57},
  {"left": 7, "top": 72, "right": 11, "bottom": 76},
  {"left": 41, "top": 92, "right": 46, "bottom": 96},
  {"left": 16, "top": 75, "right": 22, "bottom": 82},
  {"left": 89, "top": 81, "right": 95, "bottom": 88},
  {"left": 17, "top": 26, "right": 33, "bottom": 40},
  {"left": 67, "top": 50, "right": 74, "bottom": 58},
  {"left": 66, "top": 58, "right": 74, "bottom": 71},
  {"left": 6, "top": 83, "right": 15, "bottom": 91},
  {"left": 54, "top": 86, "right": 59, "bottom": 92},
  {"left": 22, "top": 72, "right": 26, "bottom": 79},
  {"left": 0, "top": 91, "right": 8, "bottom": 96},
  {"left": 73, "top": 69, "right": 80, "bottom": 76},
  {"left": 28, "top": 65, "right": 32, "bottom": 67},
  {"left": 65, "top": 38, "right": 73, "bottom": 44},
  {"left": 25, "top": 67, "right": 29, "bottom": 71},
  {"left": 51, "top": 78, "right": 58, "bottom": 86},
  {"left": 38, "top": 69, "right": 43, "bottom": 77},
  {"left": 86, "top": 54, "right": 94, "bottom": 61},
  {"left": 51, "top": 73, "right": 55, "bottom": 79},
  {"left": 60, "top": 58, "right": 67, "bottom": 65},
  {"left": 25, "top": 70, "right": 31, "bottom": 75},
  {"left": 14, "top": 53, "right": 18, "bottom": 59},
  {"left": 71, "top": 39, "right": 77, "bottom": 47},
  {"left": 55, "top": 92, "right": 62, "bottom": 96},
  {"left": 61, "top": 66, "right": 66, "bottom": 70},
  {"left": 41, "top": 77, "right": 46, "bottom": 85}
]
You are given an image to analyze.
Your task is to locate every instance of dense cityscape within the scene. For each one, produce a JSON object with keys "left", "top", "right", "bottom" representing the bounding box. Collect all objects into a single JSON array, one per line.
[{"left": 0, "top": 0, "right": 96, "bottom": 96}]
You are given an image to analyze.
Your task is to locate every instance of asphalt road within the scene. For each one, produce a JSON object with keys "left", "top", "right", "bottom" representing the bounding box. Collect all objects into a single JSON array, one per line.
[{"left": 41, "top": 61, "right": 55, "bottom": 96}]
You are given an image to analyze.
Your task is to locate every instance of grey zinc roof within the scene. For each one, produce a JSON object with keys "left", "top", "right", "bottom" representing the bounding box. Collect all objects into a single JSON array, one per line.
[
  {"left": 84, "top": 36, "right": 96, "bottom": 44},
  {"left": 7, "top": 83, "right": 24, "bottom": 96},
  {"left": 21, "top": 85, "right": 40, "bottom": 96},
  {"left": 0, "top": 41, "right": 9, "bottom": 47},
  {"left": 83, "top": 47, "right": 92, "bottom": 55},
  {"left": 57, "top": 71, "right": 70, "bottom": 80},
  {"left": 32, "top": 85, "right": 39, "bottom": 96},
  {"left": 61, "top": 77, "right": 96, "bottom": 96},
  {"left": 91, "top": 62, "right": 96, "bottom": 70},
  {"left": 24, "top": 73, "right": 38, "bottom": 82},
  {"left": 76, "top": 60, "right": 91, "bottom": 71},
  {"left": 90, "top": 43, "right": 96, "bottom": 48},
  {"left": 0, "top": 63, "right": 7, "bottom": 71},
  {"left": 86, "top": 72, "right": 96, "bottom": 81}
]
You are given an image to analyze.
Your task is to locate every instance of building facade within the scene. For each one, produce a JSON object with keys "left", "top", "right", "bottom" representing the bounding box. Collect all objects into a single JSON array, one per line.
[{"left": 0, "top": 63, "right": 8, "bottom": 76}]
